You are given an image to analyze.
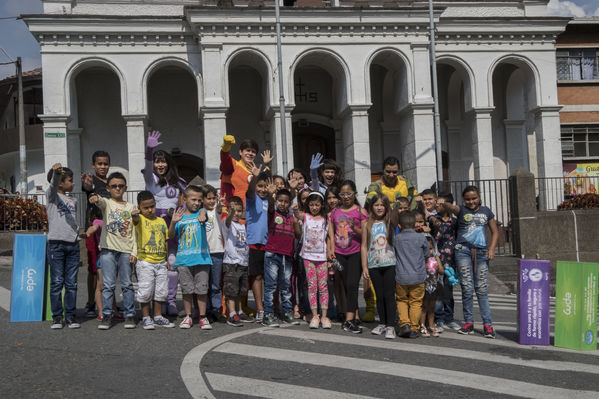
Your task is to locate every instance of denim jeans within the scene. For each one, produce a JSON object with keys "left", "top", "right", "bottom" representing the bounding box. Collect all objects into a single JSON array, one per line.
[
  {"left": 455, "top": 244, "right": 492, "bottom": 325},
  {"left": 434, "top": 274, "right": 455, "bottom": 324},
  {"left": 264, "top": 252, "right": 293, "bottom": 315},
  {"left": 208, "top": 253, "right": 224, "bottom": 312},
  {"left": 48, "top": 241, "right": 80, "bottom": 318},
  {"left": 99, "top": 249, "right": 135, "bottom": 318}
]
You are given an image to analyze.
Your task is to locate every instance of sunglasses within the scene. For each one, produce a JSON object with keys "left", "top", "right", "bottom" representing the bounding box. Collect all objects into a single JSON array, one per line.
[{"left": 109, "top": 184, "right": 126, "bottom": 189}]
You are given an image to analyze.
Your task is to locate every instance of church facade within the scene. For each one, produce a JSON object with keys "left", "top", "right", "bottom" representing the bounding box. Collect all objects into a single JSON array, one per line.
[{"left": 25, "top": 0, "right": 568, "bottom": 194}]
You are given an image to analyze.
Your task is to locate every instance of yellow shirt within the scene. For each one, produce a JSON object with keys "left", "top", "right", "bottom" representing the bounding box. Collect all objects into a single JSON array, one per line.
[
  {"left": 97, "top": 197, "right": 137, "bottom": 256},
  {"left": 380, "top": 177, "right": 412, "bottom": 204},
  {"left": 135, "top": 215, "right": 168, "bottom": 263}
]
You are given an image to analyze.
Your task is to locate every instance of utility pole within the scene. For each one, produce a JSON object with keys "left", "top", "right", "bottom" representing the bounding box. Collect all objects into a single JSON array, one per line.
[
  {"left": 17, "top": 57, "right": 27, "bottom": 194},
  {"left": 275, "top": 0, "right": 288, "bottom": 176},
  {"left": 428, "top": 0, "right": 443, "bottom": 187}
]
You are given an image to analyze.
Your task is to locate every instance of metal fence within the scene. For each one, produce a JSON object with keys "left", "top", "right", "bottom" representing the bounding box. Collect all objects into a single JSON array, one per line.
[
  {"left": 535, "top": 176, "right": 599, "bottom": 211},
  {"left": 436, "top": 179, "right": 514, "bottom": 256}
]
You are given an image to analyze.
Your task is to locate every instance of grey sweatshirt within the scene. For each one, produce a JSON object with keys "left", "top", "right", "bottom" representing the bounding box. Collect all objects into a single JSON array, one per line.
[
  {"left": 393, "top": 229, "right": 429, "bottom": 285},
  {"left": 46, "top": 172, "right": 79, "bottom": 242}
]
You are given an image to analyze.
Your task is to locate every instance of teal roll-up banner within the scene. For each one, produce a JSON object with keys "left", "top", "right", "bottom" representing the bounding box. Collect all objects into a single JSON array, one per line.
[{"left": 10, "top": 234, "right": 47, "bottom": 322}]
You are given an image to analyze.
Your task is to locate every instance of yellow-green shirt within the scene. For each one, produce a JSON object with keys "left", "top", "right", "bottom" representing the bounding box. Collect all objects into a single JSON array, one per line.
[
  {"left": 135, "top": 215, "right": 168, "bottom": 263},
  {"left": 97, "top": 197, "right": 137, "bottom": 256},
  {"left": 380, "top": 177, "right": 417, "bottom": 204}
]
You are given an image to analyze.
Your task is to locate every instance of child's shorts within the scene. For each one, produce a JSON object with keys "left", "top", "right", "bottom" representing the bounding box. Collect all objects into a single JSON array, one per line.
[
  {"left": 223, "top": 263, "right": 249, "bottom": 297},
  {"left": 176, "top": 264, "right": 210, "bottom": 295},
  {"left": 135, "top": 260, "right": 168, "bottom": 303}
]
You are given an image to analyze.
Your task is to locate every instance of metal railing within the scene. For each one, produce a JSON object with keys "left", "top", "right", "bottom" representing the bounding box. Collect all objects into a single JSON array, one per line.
[
  {"left": 437, "top": 179, "right": 514, "bottom": 256},
  {"left": 535, "top": 176, "right": 599, "bottom": 211}
]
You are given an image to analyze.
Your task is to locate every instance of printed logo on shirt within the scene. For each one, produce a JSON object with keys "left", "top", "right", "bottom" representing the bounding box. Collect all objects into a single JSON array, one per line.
[
  {"left": 56, "top": 198, "right": 76, "bottom": 217},
  {"left": 142, "top": 219, "right": 166, "bottom": 256},
  {"left": 206, "top": 214, "right": 214, "bottom": 233},
  {"left": 334, "top": 214, "right": 352, "bottom": 249},
  {"left": 463, "top": 213, "right": 473, "bottom": 222},
  {"left": 274, "top": 215, "right": 284, "bottom": 225},
  {"left": 121, "top": 210, "right": 131, "bottom": 220},
  {"left": 107, "top": 209, "right": 131, "bottom": 238}
]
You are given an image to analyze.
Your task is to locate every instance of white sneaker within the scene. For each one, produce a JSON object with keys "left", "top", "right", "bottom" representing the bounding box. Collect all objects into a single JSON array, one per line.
[
  {"left": 179, "top": 315, "right": 193, "bottom": 329},
  {"left": 154, "top": 316, "right": 175, "bottom": 328},
  {"left": 309, "top": 316, "right": 320, "bottom": 329},
  {"left": 385, "top": 327, "right": 396, "bottom": 339},
  {"left": 371, "top": 324, "right": 386, "bottom": 335},
  {"left": 199, "top": 317, "right": 213, "bottom": 330},
  {"left": 255, "top": 310, "right": 264, "bottom": 323},
  {"left": 143, "top": 317, "right": 155, "bottom": 330}
]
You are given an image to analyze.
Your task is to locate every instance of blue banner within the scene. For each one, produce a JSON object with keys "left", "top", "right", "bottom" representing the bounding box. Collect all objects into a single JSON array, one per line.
[{"left": 10, "top": 234, "right": 47, "bottom": 322}]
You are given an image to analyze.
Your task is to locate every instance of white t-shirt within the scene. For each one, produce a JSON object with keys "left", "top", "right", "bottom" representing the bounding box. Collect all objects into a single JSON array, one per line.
[
  {"left": 300, "top": 214, "right": 328, "bottom": 262},
  {"left": 223, "top": 220, "right": 249, "bottom": 266},
  {"left": 205, "top": 208, "right": 224, "bottom": 254}
]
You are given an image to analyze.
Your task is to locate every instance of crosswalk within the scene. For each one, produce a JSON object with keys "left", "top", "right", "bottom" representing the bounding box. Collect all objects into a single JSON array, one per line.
[{"left": 191, "top": 294, "right": 599, "bottom": 399}]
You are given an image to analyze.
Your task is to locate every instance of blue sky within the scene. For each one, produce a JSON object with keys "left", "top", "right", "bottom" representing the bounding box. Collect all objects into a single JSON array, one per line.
[{"left": 0, "top": 0, "right": 598, "bottom": 79}]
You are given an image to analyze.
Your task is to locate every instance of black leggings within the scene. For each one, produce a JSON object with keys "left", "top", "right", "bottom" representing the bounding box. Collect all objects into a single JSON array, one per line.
[
  {"left": 336, "top": 252, "right": 361, "bottom": 313},
  {"left": 369, "top": 266, "right": 397, "bottom": 326}
]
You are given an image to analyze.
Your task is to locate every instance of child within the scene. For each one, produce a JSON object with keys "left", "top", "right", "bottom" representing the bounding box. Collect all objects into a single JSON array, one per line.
[
  {"left": 324, "top": 186, "right": 343, "bottom": 321},
  {"left": 168, "top": 185, "right": 213, "bottom": 330},
  {"left": 222, "top": 196, "right": 250, "bottom": 327},
  {"left": 310, "top": 153, "right": 344, "bottom": 194},
  {"left": 396, "top": 197, "right": 410, "bottom": 214},
  {"left": 420, "top": 189, "right": 438, "bottom": 217},
  {"left": 262, "top": 188, "right": 298, "bottom": 327},
  {"left": 325, "top": 186, "right": 340, "bottom": 213},
  {"left": 47, "top": 163, "right": 81, "bottom": 329},
  {"left": 431, "top": 192, "right": 460, "bottom": 331},
  {"left": 328, "top": 180, "right": 368, "bottom": 334},
  {"left": 361, "top": 194, "right": 398, "bottom": 339},
  {"left": 419, "top": 236, "right": 444, "bottom": 337},
  {"left": 443, "top": 185, "right": 499, "bottom": 338},
  {"left": 133, "top": 191, "right": 175, "bottom": 329},
  {"left": 81, "top": 150, "right": 111, "bottom": 317},
  {"left": 144, "top": 131, "right": 187, "bottom": 316},
  {"left": 287, "top": 168, "right": 308, "bottom": 192},
  {"left": 294, "top": 191, "right": 331, "bottom": 329},
  {"left": 203, "top": 185, "right": 227, "bottom": 323},
  {"left": 272, "top": 175, "right": 287, "bottom": 192},
  {"left": 245, "top": 170, "right": 275, "bottom": 323},
  {"left": 89, "top": 172, "right": 137, "bottom": 330},
  {"left": 291, "top": 187, "right": 311, "bottom": 320},
  {"left": 394, "top": 211, "right": 429, "bottom": 338}
]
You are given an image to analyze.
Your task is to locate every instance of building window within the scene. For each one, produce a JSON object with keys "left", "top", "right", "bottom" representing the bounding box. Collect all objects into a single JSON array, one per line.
[
  {"left": 561, "top": 125, "right": 599, "bottom": 159},
  {"left": 557, "top": 49, "right": 599, "bottom": 81}
]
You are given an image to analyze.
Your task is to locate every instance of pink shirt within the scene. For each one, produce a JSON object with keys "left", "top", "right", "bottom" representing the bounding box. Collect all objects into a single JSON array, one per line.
[
  {"left": 329, "top": 206, "right": 367, "bottom": 255},
  {"left": 264, "top": 209, "right": 295, "bottom": 257}
]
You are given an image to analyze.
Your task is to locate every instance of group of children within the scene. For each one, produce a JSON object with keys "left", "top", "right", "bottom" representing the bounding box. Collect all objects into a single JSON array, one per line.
[{"left": 46, "top": 133, "right": 499, "bottom": 340}]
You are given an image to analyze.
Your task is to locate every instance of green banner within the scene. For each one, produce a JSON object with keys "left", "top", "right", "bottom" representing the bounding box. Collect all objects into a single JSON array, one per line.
[{"left": 555, "top": 261, "right": 598, "bottom": 351}]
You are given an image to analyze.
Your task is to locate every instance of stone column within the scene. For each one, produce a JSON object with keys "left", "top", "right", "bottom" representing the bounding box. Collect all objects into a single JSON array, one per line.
[
  {"left": 411, "top": 103, "right": 436, "bottom": 190},
  {"left": 471, "top": 107, "right": 495, "bottom": 181},
  {"left": 123, "top": 114, "right": 147, "bottom": 191},
  {"left": 39, "top": 114, "right": 71, "bottom": 188},
  {"left": 534, "top": 106, "right": 563, "bottom": 210},
  {"left": 202, "top": 108, "right": 228, "bottom": 188},
  {"left": 445, "top": 120, "right": 467, "bottom": 181},
  {"left": 341, "top": 105, "right": 371, "bottom": 202},
  {"left": 269, "top": 107, "right": 294, "bottom": 175},
  {"left": 67, "top": 127, "right": 83, "bottom": 190},
  {"left": 503, "top": 119, "right": 528, "bottom": 174}
]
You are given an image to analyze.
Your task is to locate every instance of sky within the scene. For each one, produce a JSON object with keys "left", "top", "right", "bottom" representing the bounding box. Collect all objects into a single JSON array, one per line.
[{"left": 0, "top": 0, "right": 598, "bottom": 79}]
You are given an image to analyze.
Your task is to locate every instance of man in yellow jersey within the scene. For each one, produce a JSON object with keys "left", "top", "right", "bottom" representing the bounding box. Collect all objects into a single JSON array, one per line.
[{"left": 365, "top": 156, "right": 420, "bottom": 210}]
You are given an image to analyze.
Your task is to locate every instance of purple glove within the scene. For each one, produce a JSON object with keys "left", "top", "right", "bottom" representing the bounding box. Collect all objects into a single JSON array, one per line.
[{"left": 146, "top": 130, "right": 163, "bottom": 160}]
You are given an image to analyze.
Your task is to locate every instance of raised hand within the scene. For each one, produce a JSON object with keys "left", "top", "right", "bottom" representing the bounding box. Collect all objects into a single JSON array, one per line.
[
  {"left": 171, "top": 207, "right": 185, "bottom": 223},
  {"left": 248, "top": 161, "right": 261, "bottom": 177},
  {"left": 310, "top": 153, "right": 324, "bottom": 172},
  {"left": 88, "top": 194, "right": 99, "bottom": 204},
  {"left": 222, "top": 134, "right": 236, "bottom": 152},
  {"left": 266, "top": 178, "right": 277, "bottom": 195},
  {"left": 146, "top": 130, "right": 163, "bottom": 149},
  {"left": 288, "top": 175, "right": 300, "bottom": 189},
  {"left": 81, "top": 173, "right": 93, "bottom": 190},
  {"left": 261, "top": 149, "right": 274, "bottom": 165},
  {"left": 131, "top": 209, "right": 140, "bottom": 217}
]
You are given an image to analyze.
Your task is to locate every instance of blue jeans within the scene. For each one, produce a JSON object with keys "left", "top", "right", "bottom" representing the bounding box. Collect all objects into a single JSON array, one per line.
[
  {"left": 48, "top": 241, "right": 80, "bottom": 319},
  {"left": 208, "top": 253, "right": 224, "bottom": 312},
  {"left": 455, "top": 244, "right": 492, "bottom": 325},
  {"left": 435, "top": 274, "right": 455, "bottom": 324},
  {"left": 99, "top": 249, "right": 135, "bottom": 318},
  {"left": 264, "top": 252, "right": 293, "bottom": 315}
]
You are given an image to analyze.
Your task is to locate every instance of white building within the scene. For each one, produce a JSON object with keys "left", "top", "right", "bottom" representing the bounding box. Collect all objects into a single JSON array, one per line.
[{"left": 23, "top": 0, "right": 568, "bottom": 194}]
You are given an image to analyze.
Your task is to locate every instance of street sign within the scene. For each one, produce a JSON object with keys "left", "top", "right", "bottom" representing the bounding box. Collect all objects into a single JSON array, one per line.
[
  {"left": 44, "top": 132, "right": 65, "bottom": 138},
  {"left": 10, "top": 234, "right": 47, "bottom": 322},
  {"left": 518, "top": 259, "right": 550, "bottom": 345},
  {"left": 555, "top": 261, "right": 598, "bottom": 351}
]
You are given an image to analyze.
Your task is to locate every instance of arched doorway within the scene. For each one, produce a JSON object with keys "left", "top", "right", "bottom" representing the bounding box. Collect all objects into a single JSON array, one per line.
[{"left": 292, "top": 121, "right": 336, "bottom": 171}]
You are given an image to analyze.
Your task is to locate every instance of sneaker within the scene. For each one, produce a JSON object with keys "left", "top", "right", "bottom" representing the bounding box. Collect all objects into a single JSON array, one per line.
[
  {"left": 398, "top": 324, "right": 411, "bottom": 338},
  {"left": 342, "top": 321, "right": 351, "bottom": 332},
  {"left": 458, "top": 322, "right": 474, "bottom": 335},
  {"left": 283, "top": 312, "right": 300, "bottom": 325},
  {"left": 371, "top": 324, "right": 386, "bottom": 335},
  {"left": 154, "top": 316, "right": 175, "bottom": 328},
  {"left": 309, "top": 316, "right": 320, "bottom": 329},
  {"left": 261, "top": 313, "right": 280, "bottom": 327},
  {"left": 51, "top": 317, "right": 63, "bottom": 329},
  {"left": 255, "top": 310, "right": 265, "bottom": 323},
  {"left": 179, "top": 315, "right": 193, "bottom": 329},
  {"left": 199, "top": 317, "right": 213, "bottom": 330},
  {"left": 435, "top": 323, "right": 444, "bottom": 333},
  {"left": 227, "top": 314, "right": 244, "bottom": 327},
  {"left": 321, "top": 318, "right": 332, "bottom": 329},
  {"left": 346, "top": 319, "right": 362, "bottom": 334},
  {"left": 238, "top": 313, "right": 255, "bottom": 323},
  {"left": 447, "top": 321, "right": 462, "bottom": 330},
  {"left": 98, "top": 315, "right": 112, "bottom": 330},
  {"left": 85, "top": 302, "right": 97, "bottom": 318},
  {"left": 65, "top": 317, "right": 80, "bottom": 329},
  {"left": 96, "top": 314, "right": 103, "bottom": 322},
  {"left": 483, "top": 325, "right": 496, "bottom": 339},
  {"left": 213, "top": 309, "right": 227, "bottom": 323},
  {"left": 420, "top": 325, "right": 430, "bottom": 338},
  {"left": 167, "top": 303, "right": 179, "bottom": 316},
  {"left": 385, "top": 326, "right": 396, "bottom": 339},
  {"left": 143, "top": 317, "right": 155, "bottom": 330},
  {"left": 124, "top": 317, "right": 136, "bottom": 329},
  {"left": 408, "top": 331, "right": 420, "bottom": 338}
]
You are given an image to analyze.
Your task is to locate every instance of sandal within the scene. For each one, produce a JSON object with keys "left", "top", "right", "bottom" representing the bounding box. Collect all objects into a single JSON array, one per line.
[
  {"left": 431, "top": 326, "right": 440, "bottom": 337},
  {"left": 420, "top": 325, "right": 430, "bottom": 337},
  {"left": 309, "top": 315, "right": 320, "bottom": 329}
]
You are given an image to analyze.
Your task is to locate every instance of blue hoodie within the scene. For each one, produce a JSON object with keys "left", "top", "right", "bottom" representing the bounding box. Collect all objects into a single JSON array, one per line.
[{"left": 393, "top": 229, "right": 429, "bottom": 285}]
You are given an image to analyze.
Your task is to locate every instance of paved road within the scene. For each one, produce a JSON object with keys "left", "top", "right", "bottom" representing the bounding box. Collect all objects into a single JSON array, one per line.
[{"left": 1, "top": 259, "right": 598, "bottom": 398}]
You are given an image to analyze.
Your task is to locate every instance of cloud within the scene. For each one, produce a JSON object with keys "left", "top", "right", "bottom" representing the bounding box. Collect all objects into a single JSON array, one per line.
[{"left": 547, "top": 0, "right": 588, "bottom": 17}]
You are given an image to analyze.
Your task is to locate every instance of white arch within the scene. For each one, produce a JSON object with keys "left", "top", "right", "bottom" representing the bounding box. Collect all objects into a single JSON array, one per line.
[
  {"left": 288, "top": 47, "right": 352, "bottom": 112},
  {"left": 364, "top": 47, "right": 413, "bottom": 105},
  {"left": 141, "top": 56, "right": 203, "bottom": 116},
  {"left": 487, "top": 54, "right": 541, "bottom": 108},
  {"left": 224, "top": 47, "right": 274, "bottom": 114},
  {"left": 64, "top": 57, "right": 127, "bottom": 116},
  {"left": 436, "top": 54, "right": 476, "bottom": 111}
]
